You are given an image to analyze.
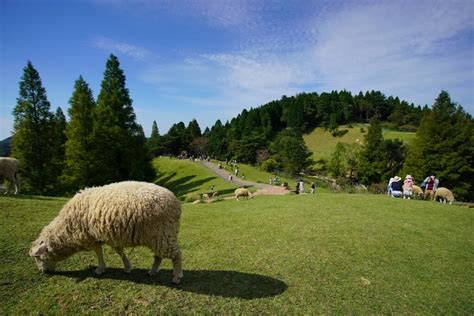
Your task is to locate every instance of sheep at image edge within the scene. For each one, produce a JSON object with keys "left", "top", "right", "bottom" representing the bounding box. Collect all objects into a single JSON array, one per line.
[
  {"left": 29, "top": 181, "right": 183, "bottom": 284},
  {"left": 0, "top": 157, "right": 20, "bottom": 194}
]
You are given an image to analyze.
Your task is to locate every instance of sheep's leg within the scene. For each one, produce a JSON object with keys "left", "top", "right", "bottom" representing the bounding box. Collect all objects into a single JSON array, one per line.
[
  {"left": 147, "top": 256, "right": 162, "bottom": 276},
  {"left": 94, "top": 246, "right": 106, "bottom": 275},
  {"left": 14, "top": 173, "right": 20, "bottom": 194},
  {"left": 114, "top": 247, "right": 132, "bottom": 274},
  {"left": 171, "top": 250, "right": 183, "bottom": 284}
]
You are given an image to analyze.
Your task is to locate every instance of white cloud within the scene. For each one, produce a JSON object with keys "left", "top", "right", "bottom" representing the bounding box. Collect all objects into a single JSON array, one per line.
[
  {"left": 311, "top": 0, "right": 474, "bottom": 107},
  {"left": 94, "top": 37, "right": 154, "bottom": 61},
  {"left": 106, "top": 0, "right": 474, "bottom": 120}
]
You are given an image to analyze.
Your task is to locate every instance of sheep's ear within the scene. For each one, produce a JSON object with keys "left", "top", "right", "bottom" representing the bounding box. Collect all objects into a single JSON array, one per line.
[{"left": 31, "top": 243, "right": 49, "bottom": 257}]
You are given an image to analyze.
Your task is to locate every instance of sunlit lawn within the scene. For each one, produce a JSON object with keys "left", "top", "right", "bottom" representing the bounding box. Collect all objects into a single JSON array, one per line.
[{"left": 1, "top": 192, "right": 472, "bottom": 314}]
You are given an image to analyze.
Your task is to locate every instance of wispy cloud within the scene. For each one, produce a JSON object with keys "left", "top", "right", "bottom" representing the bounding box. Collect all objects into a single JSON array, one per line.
[
  {"left": 97, "top": 0, "right": 474, "bottom": 121},
  {"left": 311, "top": 0, "right": 474, "bottom": 105},
  {"left": 93, "top": 37, "right": 155, "bottom": 61}
]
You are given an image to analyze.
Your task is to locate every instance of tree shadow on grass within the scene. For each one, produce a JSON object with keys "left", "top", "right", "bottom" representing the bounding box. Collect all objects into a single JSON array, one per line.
[
  {"left": 155, "top": 173, "right": 218, "bottom": 199},
  {"left": 55, "top": 268, "right": 287, "bottom": 299}
]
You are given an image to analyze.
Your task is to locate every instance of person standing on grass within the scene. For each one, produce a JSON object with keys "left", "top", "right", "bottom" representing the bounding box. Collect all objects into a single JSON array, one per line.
[
  {"left": 310, "top": 182, "right": 316, "bottom": 194},
  {"left": 299, "top": 179, "right": 305, "bottom": 193}
]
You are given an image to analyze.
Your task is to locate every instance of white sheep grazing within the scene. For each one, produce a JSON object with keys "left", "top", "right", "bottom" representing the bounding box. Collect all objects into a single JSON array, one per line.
[
  {"left": 29, "top": 181, "right": 183, "bottom": 284},
  {"left": 434, "top": 187, "right": 455, "bottom": 204},
  {"left": 412, "top": 185, "right": 424, "bottom": 199},
  {"left": 235, "top": 188, "right": 253, "bottom": 201},
  {"left": 0, "top": 157, "right": 20, "bottom": 194}
]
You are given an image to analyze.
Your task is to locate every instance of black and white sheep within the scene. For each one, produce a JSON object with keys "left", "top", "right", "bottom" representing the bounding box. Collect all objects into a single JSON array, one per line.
[
  {"left": 0, "top": 157, "right": 20, "bottom": 194},
  {"left": 29, "top": 181, "right": 183, "bottom": 284},
  {"left": 434, "top": 187, "right": 455, "bottom": 204}
]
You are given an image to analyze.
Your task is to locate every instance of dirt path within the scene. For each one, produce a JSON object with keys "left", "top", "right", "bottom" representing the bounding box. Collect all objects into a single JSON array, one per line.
[{"left": 200, "top": 161, "right": 290, "bottom": 196}]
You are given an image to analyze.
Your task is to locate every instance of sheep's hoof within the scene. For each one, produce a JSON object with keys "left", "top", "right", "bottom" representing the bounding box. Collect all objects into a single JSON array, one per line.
[
  {"left": 147, "top": 270, "right": 156, "bottom": 276},
  {"left": 124, "top": 268, "right": 132, "bottom": 274},
  {"left": 172, "top": 277, "right": 182, "bottom": 285}
]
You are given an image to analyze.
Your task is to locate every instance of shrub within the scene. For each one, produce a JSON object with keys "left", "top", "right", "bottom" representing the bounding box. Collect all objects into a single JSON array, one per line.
[{"left": 261, "top": 158, "right": 279, "bottom": 172}]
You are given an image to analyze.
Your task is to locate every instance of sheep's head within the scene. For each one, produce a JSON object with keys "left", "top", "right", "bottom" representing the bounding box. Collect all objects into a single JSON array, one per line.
[{"left": 30, "top": 240, "right": 57, "bottom": 272}]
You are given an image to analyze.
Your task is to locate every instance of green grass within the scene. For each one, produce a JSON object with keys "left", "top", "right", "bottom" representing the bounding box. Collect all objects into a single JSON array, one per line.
[
  {"left": 383, "top": 130, "right": 417, "bottom": 143},
  {"left": 1, "top": 193, "right": 472, "bottom": 314},
  {"left": 304, "top": 124, "right": 416, "bottom": 161},
  {"left": 216, "top": 161, "right": 294, "bottom": 185},
  {"left": 153, "top": 157, "right": 239, "bottom": 200}
]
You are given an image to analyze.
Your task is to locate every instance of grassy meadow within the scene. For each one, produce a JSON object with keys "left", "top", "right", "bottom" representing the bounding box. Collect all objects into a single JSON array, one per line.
[
  {"left": 215, "top": 160, "right": 295, "bottom": 186},
  {"left": 153, "top": 157, "right": 240, "bottom": 200},
  {"left": 304, "top": 124, "right": 416, "bottom": 161},
  {"left": 1, "top": 192, "right": 472, "bottom": 314}
]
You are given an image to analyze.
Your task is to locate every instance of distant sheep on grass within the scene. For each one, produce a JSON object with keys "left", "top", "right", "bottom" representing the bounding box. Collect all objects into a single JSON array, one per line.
[
  {"left": 434, "top": 187, "right": 455, "bottom": 204},
  {"left": 235, "top": 188, "right": 253, "bottom": 201},
  {"left": 0, "top": 157, "right": 20, "bottom": 194},
  {"left": 412, "top": 185, "right": 424, "bottom": 199},
  {"left": 29, "top": 181, "right": 183, "bottom": 284}
]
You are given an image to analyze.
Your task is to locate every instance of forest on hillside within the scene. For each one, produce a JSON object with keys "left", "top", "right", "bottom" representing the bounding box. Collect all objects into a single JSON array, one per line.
[{"left": 7, "top": 56, "right": 474, "bottom": 200}]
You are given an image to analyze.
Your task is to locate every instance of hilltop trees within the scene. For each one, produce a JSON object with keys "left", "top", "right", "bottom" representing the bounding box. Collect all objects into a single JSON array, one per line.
[
  {"left": 11, "top": 61, "right": 58, "bottom": 194},
  {"left": 62, "top": 76, "right": 96, "bottom": 190}
]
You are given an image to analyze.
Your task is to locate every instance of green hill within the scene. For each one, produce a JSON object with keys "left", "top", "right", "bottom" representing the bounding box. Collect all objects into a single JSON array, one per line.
[
  {"left": 1, "top": 193, "right": 471, "bottom": 314},
  {"left": 304, "top": 124, "right": 416, "bottom": 161},
  {"left": 153, "top": 157, "right": 239, "bottom": 200}
]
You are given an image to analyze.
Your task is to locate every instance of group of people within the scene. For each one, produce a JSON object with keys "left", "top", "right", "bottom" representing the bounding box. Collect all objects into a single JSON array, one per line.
[{"left": 388, "top": 174, "right": 439, "bottom": 200}]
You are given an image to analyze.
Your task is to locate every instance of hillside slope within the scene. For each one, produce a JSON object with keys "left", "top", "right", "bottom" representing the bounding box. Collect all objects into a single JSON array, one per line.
[
  {"left": 304, "top": 124, "right": 416, "bottom": 161},
  {"left": 153, "top": 157, "right": 239, "bottom": 200}
]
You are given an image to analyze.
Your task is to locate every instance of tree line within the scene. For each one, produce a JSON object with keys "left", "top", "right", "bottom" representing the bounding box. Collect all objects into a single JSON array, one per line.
[
  {"left": 150, "top": 91, "right": 472, "bottom": 201},
  {"left": 10, "top": 55, "right": 474, "bottom": 200},
  {"left": 12, "top": 55, "right": 153, "bottom": 195}
]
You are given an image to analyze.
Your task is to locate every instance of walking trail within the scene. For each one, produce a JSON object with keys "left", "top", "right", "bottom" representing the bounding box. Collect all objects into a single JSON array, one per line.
[{"left": 200, "top": 161, "right": 290, "bottom": 196}]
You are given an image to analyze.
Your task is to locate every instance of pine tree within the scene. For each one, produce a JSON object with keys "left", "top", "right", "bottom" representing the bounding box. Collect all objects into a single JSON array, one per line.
[
  {"left": 403, "top": 91, "right": 474, "bottom": 200},
  {"left": 11, "top": 61, "right": 56, "bottom": 194},
  {"left": 358, "top": 116, "right": 385, "bottom": 184},
  {"left": 270, "top": 129, "right": 312, "bottom": 175},
  {"left": 147, "top": 120, "right": 162, "bottom": 157},
  {"left": 63, "top": 76, "right": 96, "bottom": 190},
  {"left": 50, "top": 107, "right": 67, "bottom": 193},
  {"left": 90, "top": 54, "right": 152, "bottom": 184}
]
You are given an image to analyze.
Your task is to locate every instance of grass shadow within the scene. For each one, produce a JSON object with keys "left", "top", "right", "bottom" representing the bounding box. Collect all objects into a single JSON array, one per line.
[
  {"left": 54, "top": 268, "right": 287, "bottom": 299},
  {"left": 156, "top": 174, "right": 218, "bottom": 199}
]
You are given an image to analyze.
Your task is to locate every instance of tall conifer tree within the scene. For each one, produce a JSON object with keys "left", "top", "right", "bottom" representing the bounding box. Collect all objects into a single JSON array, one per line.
[
  {"left": 147, "top": 120, "right": 162, "bottom": 157},
  {"left": 90, "top": 54, "right": 152, "bottom": 184},
  {"left": 403, "top": 91, "right": 474, "bottom": 200},
  {"left": 12, "top": 61, "right": 56, "bottom": 194},
  {"left": 63, "top": 76, "right": 96, "bottom": 190},
  {"left": 358, "top": 116, "right": 385, "bottom": 184}
]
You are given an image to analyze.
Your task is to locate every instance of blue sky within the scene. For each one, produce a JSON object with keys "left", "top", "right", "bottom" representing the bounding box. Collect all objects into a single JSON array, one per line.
[{"left": 1, "top": 0, "right": 473, "bottom": 140}]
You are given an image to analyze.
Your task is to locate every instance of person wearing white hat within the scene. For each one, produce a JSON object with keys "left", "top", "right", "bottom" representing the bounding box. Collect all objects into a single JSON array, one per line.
[{"left": 390, "top": 176, "right": 403, "bottom": 197}]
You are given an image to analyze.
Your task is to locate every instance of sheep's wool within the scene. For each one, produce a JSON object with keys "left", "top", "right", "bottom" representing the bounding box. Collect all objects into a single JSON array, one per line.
[
  {"left": 0, "top": 157, "right": 20, "bottom": 193},
  {"left": 32, "top": 181, "right": 181, "bottom": 261},
  {"left": 235, "top": 188, "right": 252, "bottom": 199},
  {"left": 434, "top": 187, "right": 454, "bottom": 203}
]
